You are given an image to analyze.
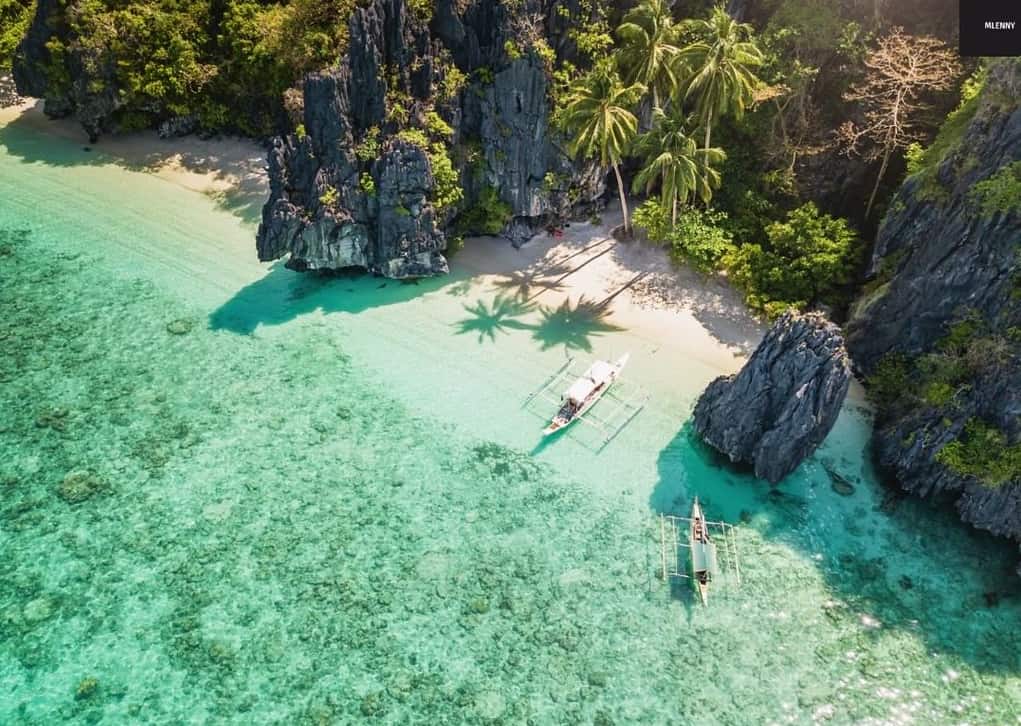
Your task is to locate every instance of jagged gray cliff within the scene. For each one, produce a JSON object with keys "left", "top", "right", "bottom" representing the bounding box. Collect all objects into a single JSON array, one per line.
[
  {"left": 693, "top": 311, "right": 852, "bottom": 483},
  {"left": 846, "top": 59, "right": 1021, "bottom": 565},
  {"left": 257, "top": 0, "right": 603, "bottom": 276}
]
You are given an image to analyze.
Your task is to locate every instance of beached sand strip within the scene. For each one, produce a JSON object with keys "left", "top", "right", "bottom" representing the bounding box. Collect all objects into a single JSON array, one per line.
[
  {"left": 2, "top": 99, "right": 763, "bottom": 372},
  {"left": 0, "top": 100, "right": 269, "bottom": 217},
  {"left": 455, "top": 207, "right": 764, "bottom": 375}
]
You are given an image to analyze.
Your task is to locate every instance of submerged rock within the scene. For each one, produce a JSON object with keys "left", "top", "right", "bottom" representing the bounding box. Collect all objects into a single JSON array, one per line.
[
  {"left": 825, "top": 464, "right": 856, "bottom": 496},
  {"left": 76, "top": 677, "right": 99, "bottom": 701},
  {"left": 58, "top": 469, "right": 104, "bottom": 503},
  {"left": 166, "top": 318, "right": 194, "bottom": 335},
  {"left": 692, "top": 311, "right": 851, "bottom": 483},
  {"left": 23, "top": 596, "right": 55, "bottom": 623}
]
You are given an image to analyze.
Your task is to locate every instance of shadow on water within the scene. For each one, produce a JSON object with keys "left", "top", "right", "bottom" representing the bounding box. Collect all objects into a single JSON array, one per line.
[
  {"left": 0, "top": 108, "right": 267, "bottom": 227},
  {"left": 650, "top": 419, "right": 1021, "bottom": 674},
  {"left": 209, "top": 262, "right": 450, "bottom": 334}
]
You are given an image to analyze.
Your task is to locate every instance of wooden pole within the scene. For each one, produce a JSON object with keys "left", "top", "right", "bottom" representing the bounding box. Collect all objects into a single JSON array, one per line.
[
  {"left": 731, "top": 526, "right": 742, "bottom": 585},
  {"left": 659, "top": 515, "right": 668, "bottom": 581}
]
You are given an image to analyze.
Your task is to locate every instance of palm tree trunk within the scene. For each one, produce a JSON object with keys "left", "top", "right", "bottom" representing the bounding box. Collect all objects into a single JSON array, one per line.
[
  {"left": 704, "top": 108, "right": 712, "bottom": 154},
  {"left": 672, "top": 197, "right": 678, "bottom": 227},
  {"left": 613, "top": 162, "right": 630, "bottom": 236},
  {"left": 865, "top": 145, "right": 892, "bottom": 221},
  {"left": 702, "top": 108, "right": 714, "bottom": 203}
]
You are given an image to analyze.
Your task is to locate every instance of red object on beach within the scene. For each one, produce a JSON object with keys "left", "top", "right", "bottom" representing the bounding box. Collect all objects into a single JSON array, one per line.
[{"left": 553, "top": 228, "right": 564, "bottom": 238}]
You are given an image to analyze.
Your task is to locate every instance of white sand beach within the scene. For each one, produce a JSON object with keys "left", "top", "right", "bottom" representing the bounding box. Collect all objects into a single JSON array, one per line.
[
  {"left": 456, "top": 207, "right": 764, "bottom": 376},
  {"left": 1, "top": 99, "right": 764, "bottom": 381},
  {"left": 0, "top": 100, "right": 269, "bottom": 221}
]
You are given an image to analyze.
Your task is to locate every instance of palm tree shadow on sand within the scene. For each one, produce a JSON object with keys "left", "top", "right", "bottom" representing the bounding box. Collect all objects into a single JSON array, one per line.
[
  {"left": 531, "top": 296, "right": 625, "bottom": 353},
  {"left": 490, "top": 263, "right": 573, "bottom": 301},
  {"left": 454, "top": 295, "right": 537, "bottom": 343},
  {"left": 650, "top": 421, "right": 1021, "bottom": 673}
]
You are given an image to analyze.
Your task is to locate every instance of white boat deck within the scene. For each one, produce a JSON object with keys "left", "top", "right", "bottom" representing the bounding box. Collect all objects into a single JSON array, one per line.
[
  {"left": 659, "top": 513, "right": 742, "bottom": 590},
  {"left": 524, "top": 357, "right": 648, "bottom": 450}
]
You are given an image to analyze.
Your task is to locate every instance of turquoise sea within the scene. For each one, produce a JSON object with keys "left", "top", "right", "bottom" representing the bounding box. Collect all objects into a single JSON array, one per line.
[{"left": 1, "top": 116, "right": 1020, "bottom": 725}]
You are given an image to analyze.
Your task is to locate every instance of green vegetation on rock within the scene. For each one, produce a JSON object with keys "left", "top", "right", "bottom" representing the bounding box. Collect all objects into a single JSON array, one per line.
[
  {"left": 937, "top": 419, "right": 1021, "bottom": 487},
  {"left": 396, "top": 128, "right": 463, "bottom": 215},
  {"left": 867, "top": 314, "right": 1013, "bottom": 420},
  {"left": 28, "top": 0, "right": 360, "bottom": 135},
  {"left": 456, "top": 186, "right": 512, "bottom": 236},
  {"left": 969, "top": 161, "right": 1021, "bottom": 217},
  {"left": 0, "top": 0, "right": 33, "bottom": 71}
]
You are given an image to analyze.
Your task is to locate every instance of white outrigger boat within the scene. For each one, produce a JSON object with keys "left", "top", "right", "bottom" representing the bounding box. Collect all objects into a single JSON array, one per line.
[
  {"left": 542, "top": 354, "right": 630, "bottom": 436},
  {"left": 689, "top": 497, "right": 719, "bottom": 606}
]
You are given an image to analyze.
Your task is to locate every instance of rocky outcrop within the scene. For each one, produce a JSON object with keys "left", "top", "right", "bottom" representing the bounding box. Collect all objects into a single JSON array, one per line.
[
  {"left": 13, "top": 0, "right": 606, "bottom": 269},
  {"left": 693, "top": 311, "right": 852, "bottom": 483},
  {"left": 256, "top": 0, "right": 605, "bottom": 275},
  {"left": 0, "top": 74, "right": 24, "bottom": 108},
  {"left": 12, "top": 0, "right": 120, "bottom": 141},
  {"left": 846, "top": 59, "right": 1021, "bottom": 564}
]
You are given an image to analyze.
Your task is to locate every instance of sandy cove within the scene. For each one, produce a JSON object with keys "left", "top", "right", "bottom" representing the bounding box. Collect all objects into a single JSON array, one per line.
[
  {"left": 456, "top": 207, "right": 764, "bottom": 379},
  {"left": 1, "top": 99, "right": 765, "bottom": 376},
  {"left": 0, "top": 100, "right": 269, "bottom": 227}
]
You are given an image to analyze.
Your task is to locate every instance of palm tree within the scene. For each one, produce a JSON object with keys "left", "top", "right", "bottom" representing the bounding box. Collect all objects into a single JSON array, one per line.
[
  {"left": 632, "top": 109, "right": 726, "bottom": 224},
  {"left": 675, "top": 5, "right": 764, "bottom": 155},
  {"left": 560, "top": 62, "right": 645, "bottom": 235},
  {"left": 616, "top": 0, "right": 681, "bottom": 110}
]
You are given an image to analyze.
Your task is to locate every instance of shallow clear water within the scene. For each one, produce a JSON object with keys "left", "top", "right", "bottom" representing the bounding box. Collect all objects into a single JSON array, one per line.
[{"left": 1, "top": 119, "right": 1020, "bottom": 725}]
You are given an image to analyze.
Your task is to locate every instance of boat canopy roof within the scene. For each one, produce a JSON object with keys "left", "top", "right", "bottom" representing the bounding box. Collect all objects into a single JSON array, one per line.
[
  {"left": 692, "top": 541, "right": 719, "bottom": 575},
  {"left": 564, "top": 360, "right": 615, "bottom": 405}
]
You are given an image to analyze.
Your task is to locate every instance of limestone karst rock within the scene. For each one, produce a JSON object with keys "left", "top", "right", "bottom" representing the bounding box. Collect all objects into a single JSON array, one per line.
[{"left": 693, "top": 311, "right": 852, "bottom": 483}]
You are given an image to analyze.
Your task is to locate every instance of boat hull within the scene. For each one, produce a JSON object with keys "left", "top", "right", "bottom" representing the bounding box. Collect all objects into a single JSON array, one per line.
[
  {"left": 690, "top": 497, "right": 711, "bottom": 606},
  {"left": 542, "top": 354, "right": 629, "bottom": 436}
]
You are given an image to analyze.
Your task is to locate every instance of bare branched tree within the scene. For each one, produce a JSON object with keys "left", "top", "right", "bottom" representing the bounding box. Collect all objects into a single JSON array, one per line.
[
  {"left": 837, "top": 28, "right": 961, "bottom": 219},
  {"left": 766, "top": 61, "right": 832, "bottom": 179}
]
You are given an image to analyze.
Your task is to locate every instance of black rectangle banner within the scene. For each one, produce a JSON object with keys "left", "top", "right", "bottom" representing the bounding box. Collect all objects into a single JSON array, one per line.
[{"left": 960, "top": 0, "right": 1021, "bottom": 56}]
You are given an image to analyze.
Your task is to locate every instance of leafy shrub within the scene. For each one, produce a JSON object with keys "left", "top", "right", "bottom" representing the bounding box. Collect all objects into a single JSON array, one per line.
[
  {"left": 406, "top": 0, "right": 432, "bottom": 23},
  {"left": 0, "top": 0, "right": 33, "bottom": 71},
  {"left": 937, "top": 418, "right": 1021, "bottom": 487},
  {"left": 318, "top": 186, "right": 339, "bottom": 207},
  {"left": 903, "top": 142, "right": 925, "bottom": 176},
  {"left": 425, "top": 110, "right": 453, "bottom": 140},
  {"left": 725, "top": 203, "right": 860, "bottom": 315},
  {"left": 866, "top": 354, "right": 913, "bottom": 412},
  {"left": 504, "top": 40, "right": 523, "bottom": 61},
  {"left": 440, "top": 68, "right": 466, "bottom": 101},
  {"left": 969, "top": 161, "right": 1021, "bottom": 217},
  {"left": 455, "top": 186, "right": 512, "bottom": 236},
  {"left": 633, "top": 200, "right": 735, "bottom": 273},
  {"left": 396, "top": 129, "right": 463, "bottom": 214},
  {"left": 358, "top": 172, "right": 375, "bottom": 196},
  {"left": 355, "top": 127, "right": 380, "bottom": 161}
]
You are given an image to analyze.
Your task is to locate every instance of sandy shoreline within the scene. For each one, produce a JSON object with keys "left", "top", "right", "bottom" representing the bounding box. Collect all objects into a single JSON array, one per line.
[
  {"left": 1, "top": 99, "right": 764, "bottom": 371},
  {"left": 0, "top": 100, "right": 270, "bottom": 225},
  {"left": 456, "top": 207, "right": 765, "bottom": 376}
]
